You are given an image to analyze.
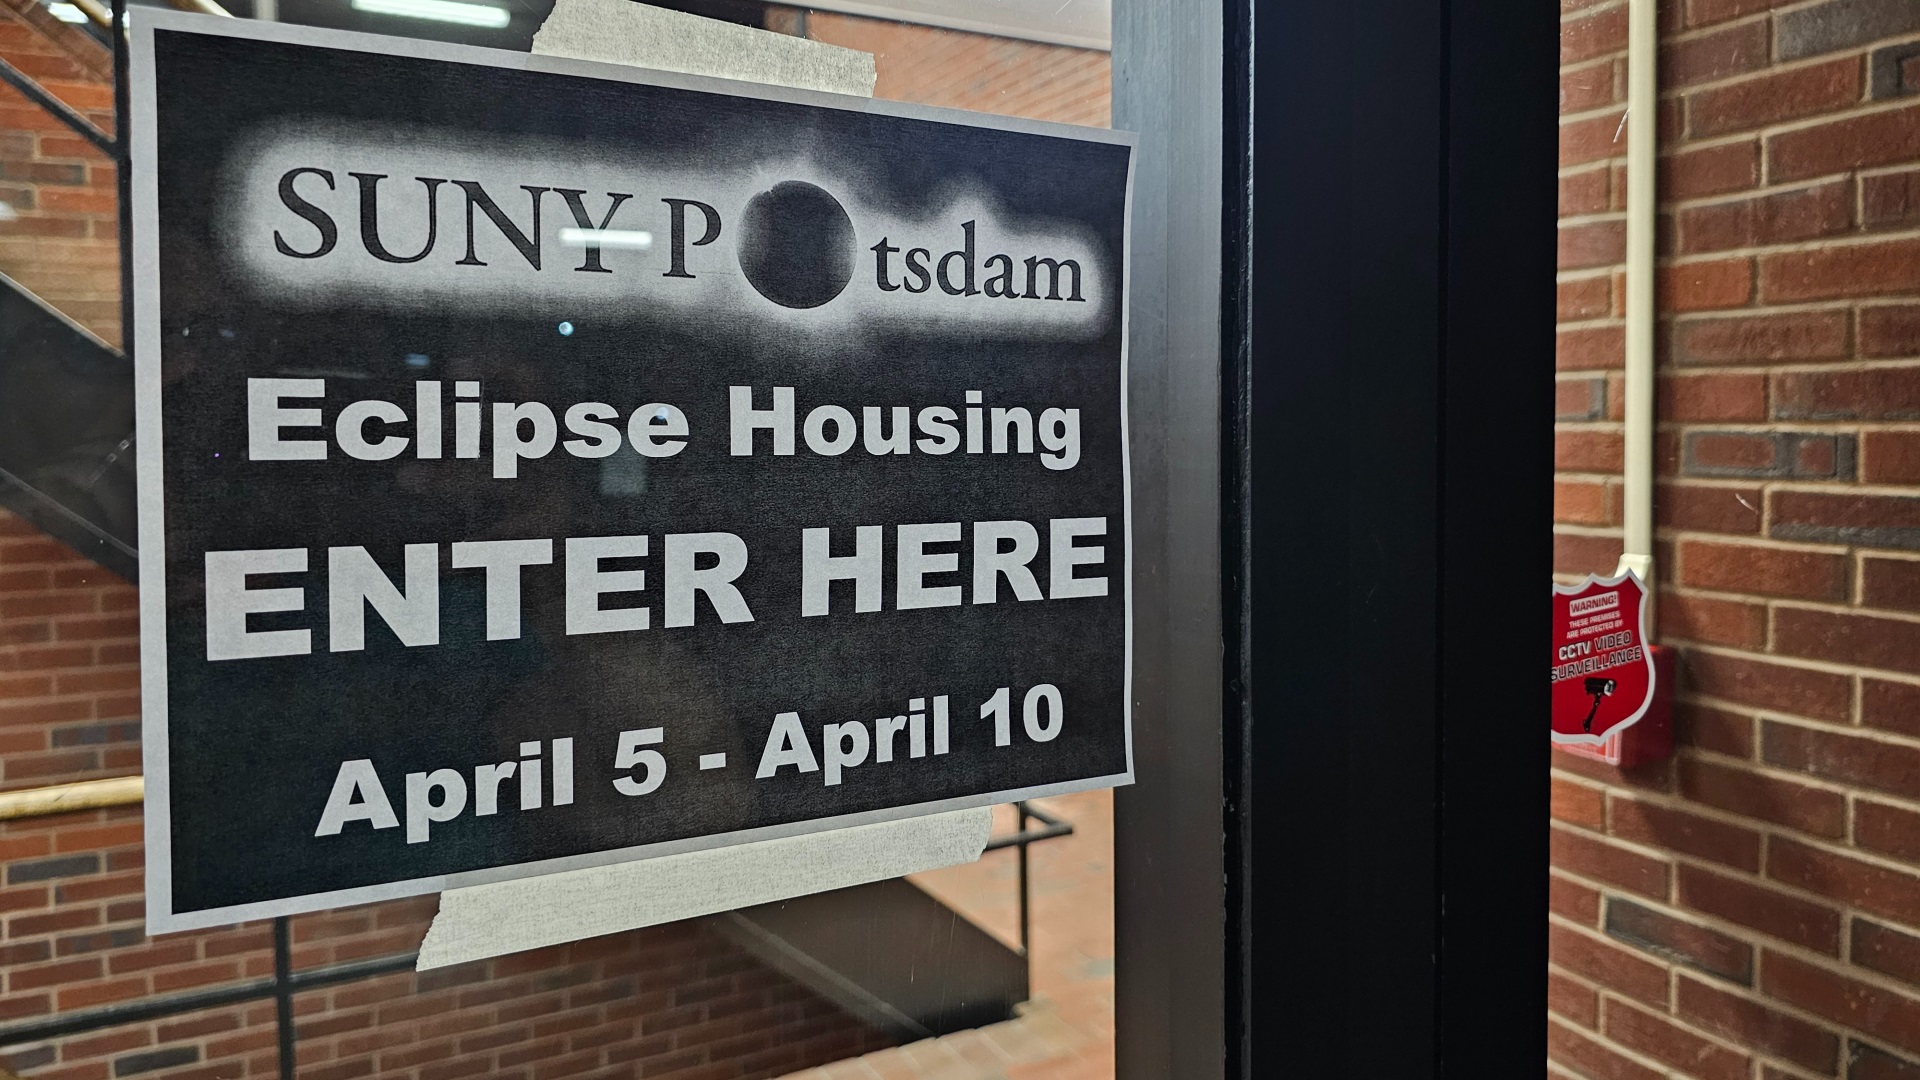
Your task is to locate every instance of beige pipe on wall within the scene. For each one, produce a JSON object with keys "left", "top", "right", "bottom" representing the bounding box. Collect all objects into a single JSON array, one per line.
[
  {"left": 1617, "top": 0, "right": 1657, "bottom": 625},
  {"left": 0, "top": 775, "right": 143, "bottom": 820}
]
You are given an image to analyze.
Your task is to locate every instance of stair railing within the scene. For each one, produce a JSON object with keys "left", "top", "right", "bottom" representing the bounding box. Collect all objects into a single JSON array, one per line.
[{"left": 0, "top": 777, "right": 1077, "bottom": 1075}]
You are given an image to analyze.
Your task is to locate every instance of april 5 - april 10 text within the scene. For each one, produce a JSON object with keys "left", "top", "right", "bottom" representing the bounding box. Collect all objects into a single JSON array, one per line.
[{"left": 313, "top": 684, "right": 1070, "bottom": 845}]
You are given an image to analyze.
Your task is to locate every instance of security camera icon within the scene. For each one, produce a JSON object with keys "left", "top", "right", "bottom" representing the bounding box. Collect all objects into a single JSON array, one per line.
[{"left": 1582, "top": 677, "right": 1617, "bottom": 732}]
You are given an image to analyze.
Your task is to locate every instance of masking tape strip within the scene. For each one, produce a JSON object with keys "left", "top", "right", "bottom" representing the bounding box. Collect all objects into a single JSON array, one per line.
[
  {"left": 416, "top": 807, "right": 991, "bottom": 969},
  {"left": 530, "top": 0, "right": 876, "bottom": 98}
]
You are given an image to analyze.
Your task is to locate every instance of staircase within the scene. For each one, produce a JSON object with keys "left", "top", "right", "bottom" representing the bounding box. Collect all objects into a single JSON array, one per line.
[
  {"left": 0, "top": 269, "right": 135, "bottom": 578},
  {"left": 721, "top": 877, "right": 1030, "bottom": 1040}
]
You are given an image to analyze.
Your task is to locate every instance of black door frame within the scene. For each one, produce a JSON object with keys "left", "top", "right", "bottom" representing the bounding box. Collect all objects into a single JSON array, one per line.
[{"left": 1114, "top": 0, "right": 1555, "bottom": 1075}]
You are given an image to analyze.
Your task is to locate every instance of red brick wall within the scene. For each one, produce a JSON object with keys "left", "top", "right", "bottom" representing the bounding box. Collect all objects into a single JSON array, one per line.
[
  {"left": 798, "top": 11, "right": 1108, "bottom": 127},
  {"left": 0, "top": 511, "right": 138, "bottom": 793},
  {"left": 1552, "top": 0, "right": 1920, "bottom": 1077},
  {"left": 0, "top": 0, "right": 120, "bottom": 345}
]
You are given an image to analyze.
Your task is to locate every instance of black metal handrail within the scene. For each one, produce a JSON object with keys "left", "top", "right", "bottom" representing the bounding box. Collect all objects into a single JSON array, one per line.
[
  {"left": 983, "top": 800, "right": 1075, "bottom": 957},
  {"left": 0, "top": 927, "right": 416, "bottom": 1048},
  {"left": 0, "top": 800, "right": 1076, "bottom": 1077},
  {"left": 0, "top": 56, "right": 113, "bottom": 156}
]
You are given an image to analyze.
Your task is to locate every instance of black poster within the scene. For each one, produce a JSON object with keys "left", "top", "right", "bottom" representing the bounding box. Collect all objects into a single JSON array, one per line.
[{"left": 132, "top": 12, "right": 1132, "bottom": 930}]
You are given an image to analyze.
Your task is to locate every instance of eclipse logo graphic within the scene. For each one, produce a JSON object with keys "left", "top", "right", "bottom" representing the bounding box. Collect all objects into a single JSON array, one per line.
[{"left": 736, "top": 181, "right": 855, "bottom": 310}]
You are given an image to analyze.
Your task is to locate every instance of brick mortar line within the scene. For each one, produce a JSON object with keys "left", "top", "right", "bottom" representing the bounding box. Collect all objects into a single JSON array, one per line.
[
  {"left": 1558, "top": 167, "right": 1628, "bottom": 186},
  {"left": 1656, "top": 130, "right": 1773, "bottom": 156},
  {"left": 1558, "top": 157, "right": 1628, "bottom": 178},
  {"left": 1561, "top": 101, "right": 1629, "bottom": 125},
  {"left": 1560, "top": 1, "right": 1625, "bottom": 24},
  {"left": 1767, "top": 596, "right": 1920, "bottom": 626},
  {"left": 1560, "top": 210, "right": 1632, "bottom": 226},
  {"left": 1761, "top": 478, "right": 1920, "bottom": 496},
  {"left": 1857, "top": 550, "right": 1920, "bottom": 564},
  {"left": 1735, "top": 94, "right": 1920, "bottom": 143},
  {"left": 0, "top": 690, "right": 134, "bottom": 702},
  {"left": 1652, "top": 421, "right": 1920, "bottom": 435},
  {"left": 1650, "top": 422, "right": 1868, "bottom": 434},
  {"left": 1563, "top": 54, "right": 1617, "bottom": 75},
  {"left": 1656, "top": 48, "right": 1880, "bottom": 99},
  {"left": 1673, "top": 685, "right": 1920, "bottom": 728},
  {"left": 1665, "top": 9, "right": 1772, "bottom": 40},
  {"left": 1663, "top": 226, "right": 1920, "bottom": 261},
  {"left": 1859, "top": 162, "right": 1920, "bottom": 180},
  {"left": 1652, "top": 579, "right": 1875, "bottom": 605},
  {"left": 1670, "top": 298, "right": 1893, "bottom": 315},
  {"left": 1664, "top": 534, "right": 1853, "bottom": 555},
  {"left": 1644, "top": 358, "right": 1920, "bottom": 377},
  {"left": 1656, "top": 598, "right": 1913, "bottom": 635},
  {"left": 1561, "top": 45, "right": 1632, "bottom": 69},
  {"left": 1765, "top": 1060, "right": 1832, "bottom": 1080},
  {"left": 1679, "top": 643, "right": 1920, "bottom": 686},
  {"left": 1667, "top": 176, "right": 1915, "bottom": 211},
  {"left": 1659, "top": 477, "right": 1818, "bottom": 491},
  {"left": 1750, "top": 0, "right": 1889, "bottom": 20},
  {"left": 1557, "top": 315, "right": 1627, "bottom": 330}
]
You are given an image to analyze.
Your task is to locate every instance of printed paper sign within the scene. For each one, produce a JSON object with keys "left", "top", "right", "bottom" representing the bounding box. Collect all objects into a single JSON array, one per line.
[
  {"left": 1550, "top": 570, "right": 1654, "bottom": 745},
  {"left": 131, "top": 12, "right": 1133, "bottom": 930}
]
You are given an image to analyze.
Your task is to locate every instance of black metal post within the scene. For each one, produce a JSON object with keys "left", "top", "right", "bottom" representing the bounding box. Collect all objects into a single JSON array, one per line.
[
  {"left": 109, "top": 0, "right": 129, "bottom": 363},
  {"left": 273, "top": 916, "right": 296, "bottom": 1080},
  {"left": 1015, "top": 802, "right": 1030, "bottom": 957}
]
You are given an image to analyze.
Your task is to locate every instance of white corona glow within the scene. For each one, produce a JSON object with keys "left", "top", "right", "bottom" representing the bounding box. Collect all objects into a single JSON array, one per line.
[
  {"left": 46, "top": 2, "right": 89, "bottom": 23},
  {"left": 558, "top": 228, "right": 653, "bottom": 249},
  {"left": 349, "top": 0, "right": 509, "bottom": 27}
]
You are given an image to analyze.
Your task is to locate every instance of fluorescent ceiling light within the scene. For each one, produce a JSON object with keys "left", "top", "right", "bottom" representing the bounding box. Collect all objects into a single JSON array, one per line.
[
  {"left": 559, "top": 228, "right": 653, "bottom": 249},
  {"left": 350, "top": 0, "right": 509, "bottom": 28},
  {"left": 46, "top": 2, "right": 89, "bottom": 22}
]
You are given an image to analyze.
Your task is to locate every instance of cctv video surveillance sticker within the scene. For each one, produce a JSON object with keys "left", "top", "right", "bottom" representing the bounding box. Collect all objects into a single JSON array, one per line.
[
  {"left": 1550, "top": 571, "right": 1654, "bottom": 745},
  {"left": 130, "top": 13, "right": 1133, "bottom": 929}
]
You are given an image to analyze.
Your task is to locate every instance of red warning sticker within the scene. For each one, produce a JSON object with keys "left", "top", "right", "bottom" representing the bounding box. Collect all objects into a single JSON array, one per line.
[{"left": 1551, "top": 570, "right": 1655, "bottom": 745}]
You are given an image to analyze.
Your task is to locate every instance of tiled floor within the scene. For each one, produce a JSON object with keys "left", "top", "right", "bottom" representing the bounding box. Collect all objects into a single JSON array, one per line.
[{"left": 777, "top": 789, "right": 1116, "bottom": 1080}]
